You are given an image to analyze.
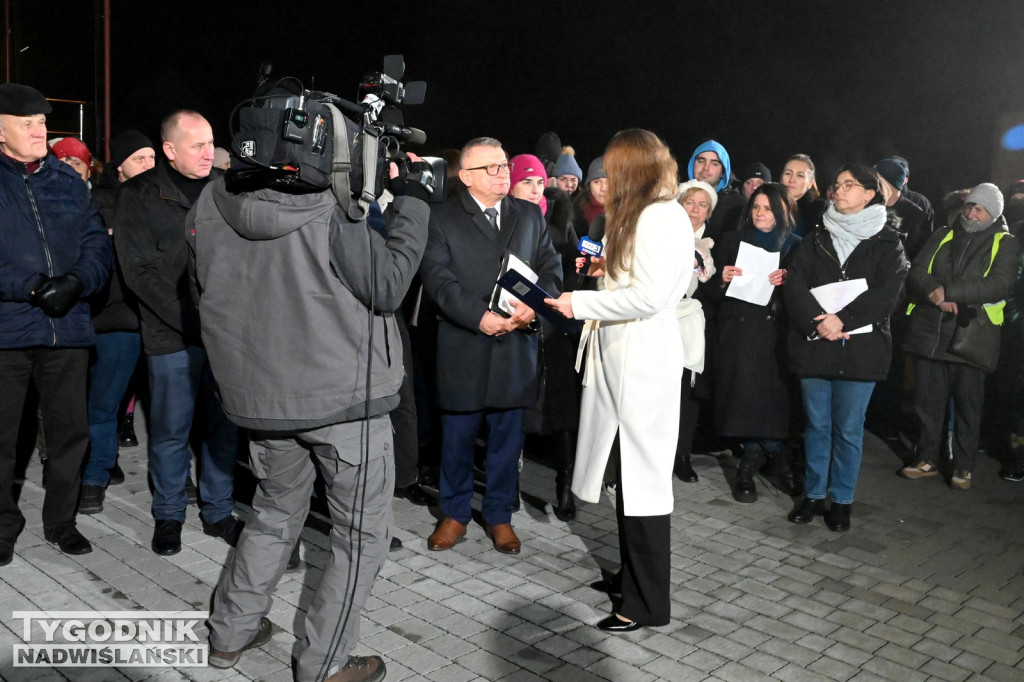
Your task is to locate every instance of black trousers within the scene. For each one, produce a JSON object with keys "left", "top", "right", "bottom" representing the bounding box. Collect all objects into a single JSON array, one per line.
[
  {"left": 614, "top": 448, "right": 671, "bottom": 626},
  {"left": 391, "top": 314, "right": 420, "bottom": 489},
  {"left": 0, "top": 348, "right": 89, "bottom": 539},
  {"left": 913, "top": 356, "right": 985, "bottom": 472},
  {"left": 675, "top": 369, "right": 699, "bottom": 463}
]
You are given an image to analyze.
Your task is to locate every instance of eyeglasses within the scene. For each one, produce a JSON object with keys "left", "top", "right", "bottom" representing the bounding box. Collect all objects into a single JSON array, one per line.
[
  {"left": 831, "top": 180, "right": 864, "bottom": 193},
  {"left": 465, "top": 162, "right": 513, "bottom": 176}
]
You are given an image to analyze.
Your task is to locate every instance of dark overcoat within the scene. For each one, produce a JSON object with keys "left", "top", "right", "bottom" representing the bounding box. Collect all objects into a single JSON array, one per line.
[
  {"left": 419, "top": 190, "right": 562, "bottom": 411},
  {"left": 711, "top": 229, "right": 800, "bottom": 439}
]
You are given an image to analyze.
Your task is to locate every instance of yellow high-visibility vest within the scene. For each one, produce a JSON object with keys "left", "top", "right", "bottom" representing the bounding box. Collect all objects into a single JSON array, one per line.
[{"left": 906, "top": 230, "right": 1007, "bottom": 325}]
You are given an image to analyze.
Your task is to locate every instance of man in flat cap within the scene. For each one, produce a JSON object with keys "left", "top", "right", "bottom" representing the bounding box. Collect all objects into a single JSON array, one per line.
[{"left": 0, "top": 83, "right": 112, "bottom": 566}]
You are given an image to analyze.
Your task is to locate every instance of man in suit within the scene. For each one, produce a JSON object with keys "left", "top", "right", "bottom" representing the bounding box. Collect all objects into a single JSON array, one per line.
[{"left": 419, "top": 137, "right": 561, "bottom": 554}]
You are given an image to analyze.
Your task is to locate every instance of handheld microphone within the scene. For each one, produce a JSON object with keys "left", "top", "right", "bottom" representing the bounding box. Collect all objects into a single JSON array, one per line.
[{"left": 577, "top": 236, "right": 603, "bottom": 287}]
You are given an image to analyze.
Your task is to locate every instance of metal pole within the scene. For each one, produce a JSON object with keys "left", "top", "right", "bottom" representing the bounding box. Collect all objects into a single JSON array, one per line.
[
  {"left": 102, "top": 0, "right": 111, "bottom": 159},
  {"left": 4, "top": 0, "right": 12, "bottom": 82}
]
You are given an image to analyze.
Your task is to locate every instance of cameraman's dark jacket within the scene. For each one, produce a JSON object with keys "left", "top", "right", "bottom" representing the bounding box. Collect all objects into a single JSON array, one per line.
[
  {"left": 188, "top": 176, "right": 429, "bottom": 431},
  {"left": 0, "top": 153, "right": 111, "bottom": 349},
  {"left": 114, "top": 161, "right": 216, "bottom": 354},
  {"left": 903, "top": 215, "right": 1019, "bottom": 372}
]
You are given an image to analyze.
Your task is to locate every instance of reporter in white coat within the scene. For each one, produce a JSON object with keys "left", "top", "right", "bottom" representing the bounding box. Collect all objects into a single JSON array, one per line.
[{"left": 546, "top": 129, "right": 693, "bottom": 632}]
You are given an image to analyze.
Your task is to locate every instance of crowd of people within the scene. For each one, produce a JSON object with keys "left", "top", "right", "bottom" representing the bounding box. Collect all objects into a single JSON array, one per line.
[{"left": 3, "top": 77, "right": 1024, "bottom": 680}]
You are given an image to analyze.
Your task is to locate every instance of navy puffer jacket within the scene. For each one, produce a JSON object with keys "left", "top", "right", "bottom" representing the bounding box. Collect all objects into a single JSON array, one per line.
[{"left": 0, "top": 154, "right": 112, "bottom": 348}]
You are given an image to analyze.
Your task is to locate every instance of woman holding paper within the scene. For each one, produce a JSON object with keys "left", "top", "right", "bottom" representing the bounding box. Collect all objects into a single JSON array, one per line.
[
  {"left": 784, "top": 164, "right": 908, "bottom": 531},
  {"left": 545, "top": 129, "right": 692, "bottom": 632},
  {"left": 714, "top": 183, "right": 801, "bottom": 502}
]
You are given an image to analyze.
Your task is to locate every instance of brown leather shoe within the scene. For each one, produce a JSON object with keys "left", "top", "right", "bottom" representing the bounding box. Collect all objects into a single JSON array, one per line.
[
  {"left": 427, "top": 517, "right": 466, "bottom": 551},
  {"left": 487, "top": 523, "right": 521, "bottom": 554}
]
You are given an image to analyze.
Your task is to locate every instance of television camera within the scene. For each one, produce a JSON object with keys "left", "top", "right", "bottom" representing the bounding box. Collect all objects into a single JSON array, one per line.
[{"left": 227, "top": 55, "right": 446, "bottom": 220}]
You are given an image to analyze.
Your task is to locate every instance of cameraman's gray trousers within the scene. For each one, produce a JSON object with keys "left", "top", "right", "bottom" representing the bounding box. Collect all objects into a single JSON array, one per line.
[{"left": 209, "top": 415, "right": 394, "bottom": 681}]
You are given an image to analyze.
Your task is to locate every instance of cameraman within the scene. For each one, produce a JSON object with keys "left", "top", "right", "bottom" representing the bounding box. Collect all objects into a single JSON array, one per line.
[{"left": 188, "top": 142, "right": 431, "bottom": 680}]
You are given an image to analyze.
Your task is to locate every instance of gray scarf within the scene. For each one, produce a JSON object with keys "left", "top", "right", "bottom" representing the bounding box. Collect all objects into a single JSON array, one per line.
[
  {"left": 958, "top": 213, "right": 996, "bottom": 234},
  {"left": 823, "top": 203, "right": 887, "bottom": 265}
]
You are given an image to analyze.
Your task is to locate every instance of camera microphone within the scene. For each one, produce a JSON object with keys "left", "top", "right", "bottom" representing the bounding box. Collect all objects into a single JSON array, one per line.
[{"left": 381, "top": 125, "right": 426, "bottom": 145}]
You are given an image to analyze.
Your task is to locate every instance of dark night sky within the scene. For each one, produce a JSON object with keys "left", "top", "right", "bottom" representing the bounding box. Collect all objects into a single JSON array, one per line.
[{"left": 10, "top": 0, "right": 1024, "bottom": 207}]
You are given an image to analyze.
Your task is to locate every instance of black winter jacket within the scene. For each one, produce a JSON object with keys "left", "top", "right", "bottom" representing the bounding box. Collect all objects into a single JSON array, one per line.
[
  {"left": 785, "top": 223, "right": 908, "bottom": 382},
  {"left": 903, "top": 216, "right": 1019, "bottom": 373},
  {"left": 89, "top": 169, "right": 140, "bottom": 333},
  {"left": 0, "top": 154, "right": 111, "bottom": 348},
  {"left": 114, "top": 161, "right": 216, "bottom": 354}
]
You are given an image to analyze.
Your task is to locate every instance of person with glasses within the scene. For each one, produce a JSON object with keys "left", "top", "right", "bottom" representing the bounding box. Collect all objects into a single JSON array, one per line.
[
  {"left": 419, "top": 138, "right": 562, "bottom": 556},
  {"left": 546, "top": 129, "right": 694, "bottom": 632},
  {"left": 780, "top": 153, "right": 825, "bottom": 237},
  {"left": 784, "top": 164, "right": 908, "bottom": 531}
]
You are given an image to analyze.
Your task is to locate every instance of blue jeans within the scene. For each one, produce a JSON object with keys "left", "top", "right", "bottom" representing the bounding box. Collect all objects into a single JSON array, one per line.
[
  {"left": 147, "top": 346, "right": 239, "bottom": 523},
  {"left": 83, "top": 332, "right": 141, "bottom": 487},
  {"left": 800, "top": 377, "right": 875, "bottom": 505},
  {"left": 440, "top": 408, "right": 524, "bottom": 526}
]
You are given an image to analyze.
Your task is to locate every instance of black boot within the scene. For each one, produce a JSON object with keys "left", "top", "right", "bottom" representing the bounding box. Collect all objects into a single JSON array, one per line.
[
  {"left": 769, "top": 448, "right": 798, "bottom": 496},
  {"left": 733, "top": 444, "right": 759, "bottom": 503},
  {"left": 824, "top": 503, "right": 851, "bottom": 532},
  {"left": 553, "top": 431, "right": 577, "bottom": 522},
  {"left": 119, "top": 412, "right": 139, "bottom": 448},
  {"left": 788, "top": 497, "right": 824, "bottom": 524},
  {"left": 675, "top": 452, "right": 698, "bottom": 483}
]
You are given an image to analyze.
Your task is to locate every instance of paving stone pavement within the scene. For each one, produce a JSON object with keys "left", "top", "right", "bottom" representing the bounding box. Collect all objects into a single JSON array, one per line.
[{"left": 1, "top": 422, "right": 1022, "bottom": 681}]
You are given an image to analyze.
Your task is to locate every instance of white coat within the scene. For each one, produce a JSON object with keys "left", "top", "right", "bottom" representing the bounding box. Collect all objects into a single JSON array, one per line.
[{"left": 570, "top": 200, "right": 694, "bottom": 515}]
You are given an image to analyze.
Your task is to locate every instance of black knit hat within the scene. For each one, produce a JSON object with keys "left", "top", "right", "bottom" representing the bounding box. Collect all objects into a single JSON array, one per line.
[
  {"left": 0, "top": 83, "right": 52, "bottom": 115},
  {"left": 741, "top": 162, "right": 771, "bottom": 183},
  {"left": 109, "top": 130, "right": 153, "bottom": 170},
  {"left": 874, "top": 158, "right": 908, "bottom": 190}
]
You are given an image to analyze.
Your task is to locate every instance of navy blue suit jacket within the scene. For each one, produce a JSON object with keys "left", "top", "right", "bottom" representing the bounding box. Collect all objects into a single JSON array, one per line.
[{"left": 420, "top": 189, "right": 562, "bottom": 411}]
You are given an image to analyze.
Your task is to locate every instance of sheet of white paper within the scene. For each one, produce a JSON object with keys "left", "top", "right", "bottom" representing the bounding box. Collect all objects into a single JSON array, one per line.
[
  {"left": 725, "top": 242, "right": 780, "bottom": 307},
  {"left": 809, "top": 278, "right": 872, "bottom": 334},
  {"left": 494, "top": 254, "right": 538, "bottom": 315}
]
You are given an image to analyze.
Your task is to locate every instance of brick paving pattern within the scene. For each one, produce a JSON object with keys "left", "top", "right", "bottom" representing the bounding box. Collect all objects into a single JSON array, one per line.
[{"left": 1, "top": 425, "right": 1022, "bottom": 681}]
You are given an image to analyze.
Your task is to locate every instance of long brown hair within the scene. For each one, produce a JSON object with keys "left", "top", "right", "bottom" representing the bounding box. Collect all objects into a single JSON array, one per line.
[{"left": 603, "top": 129, "right": 679, "bottom": 279}]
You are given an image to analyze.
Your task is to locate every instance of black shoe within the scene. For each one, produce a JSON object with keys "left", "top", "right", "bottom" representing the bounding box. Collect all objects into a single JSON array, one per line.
[
  {"left": 118, "top": 413, "right": 138, "bottom": 448},
  {"left": 824, "top": 503, "right": 851, "bottom": 532},
  {"left": 770, "top": 450, "right": 799, "bottom": 496},
  {"left": 79, "top": 485, "right": 105, "bottom": 515},
  {"left": 286, "top": 541, "right": 302, "bottom": 571},
  {"left": 554, "top": 472, "right": 576, "bottom": 522},
  {"left": 590, "top": 578, "right": 623, "bottom": 597},
  {"left": 185, "top": 477, "right": 198, "bottom": 505},
  {"left": 203, "top": 516, "right": 243, "bottom": 547},
  {"left": 44, "top": 523, "right": 92, "bottom": 555},
  {"left": 733, "top": 446, "right": 759, "bottom": 503},
  {"left": 788, "top": 497, "right": 824, "bottom": 524},
  {"left": 0, "top": 538, "right": 14, "bottom": 566},
  {"left": 596, "top": 614, "right": 641, "bottom": 632},
  {"left": 208, "top": 617, "right": 273, "bottom": 669},
  {"left": 394, "top": 483, "right": 435, "bottom": 507},
  {"left": 152, "top": 519, "right": 182, "bottom": 555},
  {"left": 108, "top": 464, "right": 125, "bottom": 485},
  {"left": 390, "top": 536, "right": 403, "bottom": 551},
  {"left": 675, "top": 454, "right": 699, "bottom": 483}
]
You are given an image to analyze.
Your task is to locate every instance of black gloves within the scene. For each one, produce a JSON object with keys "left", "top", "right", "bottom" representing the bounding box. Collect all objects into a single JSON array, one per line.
[
  {"left": 389, "top": 160, "right": 435, "bottom": 203},
  {"left": 30, "top": 273, "right": 84, "bottom": 318}
]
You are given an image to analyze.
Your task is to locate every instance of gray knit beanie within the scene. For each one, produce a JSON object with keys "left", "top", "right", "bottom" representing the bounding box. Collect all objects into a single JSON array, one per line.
[
  {"left": 965, "top": 183, "right": 1004, "bottom": 219},
  {"left": 585, "top": 156, "right": 606, "bottom": 186}
]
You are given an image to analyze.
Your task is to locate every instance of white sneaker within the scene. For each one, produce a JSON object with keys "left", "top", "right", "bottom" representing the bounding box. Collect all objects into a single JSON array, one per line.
[
  {"left": 900, "top": 461, "right": 939, "bottom": 479},
  {"left": 951, "top": 470, "right": 971, "bottom": 490}
]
